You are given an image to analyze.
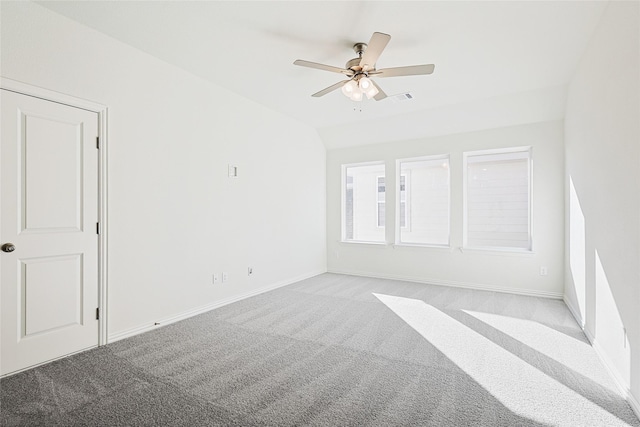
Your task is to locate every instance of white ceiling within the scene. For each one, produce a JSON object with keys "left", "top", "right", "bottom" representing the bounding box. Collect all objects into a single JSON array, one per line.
[{"left": 38, "top": 1, "right": 607, "bottom": 147}]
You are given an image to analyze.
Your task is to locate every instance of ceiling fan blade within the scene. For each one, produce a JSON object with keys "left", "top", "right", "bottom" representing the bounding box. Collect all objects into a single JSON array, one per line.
[
  {"left": 294, "top": 59, "right": 352, "bottom": 75},
  {"left": 311, "top": 80, "right": 350, "bottom": 97},
  {"left": 359, "top": 32, "right": 391, "bottom": 71},
  {"left": 372, "top": 80, "right": 387, "bottom": 101},
  {"left": 376, "top": 64, "right": 435, "bottom": 78}
]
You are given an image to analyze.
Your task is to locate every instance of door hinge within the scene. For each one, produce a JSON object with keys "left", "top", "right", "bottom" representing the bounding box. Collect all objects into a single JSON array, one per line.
[
  {"left": 96, "top": 222, "right": 100, "bottom": 235},
  {"left": 96, "top": 308, "right": 100, "bottom": 320},
  {"left": 96, "top": 136, "right": 100, "bottom": 149}
]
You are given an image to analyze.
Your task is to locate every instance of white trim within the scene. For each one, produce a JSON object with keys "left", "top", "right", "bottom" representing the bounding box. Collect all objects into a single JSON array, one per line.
[
  {"left": 327, "top": 270, "right": 563, "bottom": 299},
  {"left": 108, "top": 269, "right": 326, "bottom": 343},
  {"left": 339, "top": 240, "right": 388, "bottom": 246},
  {"left": 1, "top": 78, "right": 106, "bottom": 113},
  {"left": 341, "top": 164, "right": 347, "bottom": 240},
  {"left": 392, "top": 243, "right": 451, "bottom": 250},
  {"left": 341, "top": 160, "right": 386, "bottom": 169},
  {"left": 460, "top": 247, "right": 536, "bottom": 256},
  {"left": 0, "top": 345, "right": 99, "bottom": 379},
  {"left": 376, "top": 175, "right": 385, "bottom": 228},
  {"left": 529, "top": 147, "right": 535, "bottom": 252},
  {"left": 591, "top": 339, "right": 629, "bottom": 395},
  {"left": 98, "top": 109, "right": 109, "bottom": 345},
  {"left": 590, "top": 337, "right": 640, "bottom": 421},
  {"left": 0, "top": 78, "right": 109, "bottom": 347},
  {"left": 562, "top": 295, "right": 585, "bottom": 328},
  {"left": 629, "top": 394, "right": 640, "bottom": 422},
  {"left": 583, "top": 325, "right": 596, "bottom": 344},
  {"left": 464, "top": 145, "right": 533, "bottom": 158},
  {"left": 396, "top": 173, "right": 410, "bottom": 231},
  {"left": 563, "top": 296, "right": 640, "bottom": 421}
]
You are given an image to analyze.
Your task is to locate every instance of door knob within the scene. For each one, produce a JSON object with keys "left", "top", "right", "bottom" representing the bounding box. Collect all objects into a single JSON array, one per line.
[{"left": 1, "top": 243, "right": 16, "bottom": 253}]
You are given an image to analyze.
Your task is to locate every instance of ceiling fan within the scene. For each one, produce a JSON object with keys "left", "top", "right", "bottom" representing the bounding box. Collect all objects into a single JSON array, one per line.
[{"left": 293, "top": 32, "right": 435, "bottom": 102}]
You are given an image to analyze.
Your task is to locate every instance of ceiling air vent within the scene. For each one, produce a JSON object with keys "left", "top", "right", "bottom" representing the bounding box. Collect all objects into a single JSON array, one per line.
[{"left": 392, "top": 93, "right": 413, "bottom": 103}]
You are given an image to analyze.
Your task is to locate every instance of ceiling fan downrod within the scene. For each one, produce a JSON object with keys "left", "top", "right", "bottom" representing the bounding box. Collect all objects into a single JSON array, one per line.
[
  {"left": 353, "top": 42, "right": 367, "bottom": 57},
  {"left": 346, "top": 42, "right": 368, "bottom": 73}
]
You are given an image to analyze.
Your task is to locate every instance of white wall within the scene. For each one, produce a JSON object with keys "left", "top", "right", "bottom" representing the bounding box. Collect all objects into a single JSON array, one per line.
[
  {"left": 564, "top": 0, "right": 640, "bottom": 409},
  {"left": 327, "top": 120, "right": 565, "bottom": 297},
  {"left": 1, "top": 1, "right": 326, "bottom": 337},
  {"left": 318, "top": 86, "right": 568, "bottom": 150}
]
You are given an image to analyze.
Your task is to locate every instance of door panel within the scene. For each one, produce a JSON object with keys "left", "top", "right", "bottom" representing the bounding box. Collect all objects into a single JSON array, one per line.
[
  {"left": 23, "top": 113, "right": 83, "bottom": 232},
  {"left": 1, "top": 89, "right": 99, "bottom": 376},
  {"left": 22, "top": 254, "right": 83, "bottom": 336}
]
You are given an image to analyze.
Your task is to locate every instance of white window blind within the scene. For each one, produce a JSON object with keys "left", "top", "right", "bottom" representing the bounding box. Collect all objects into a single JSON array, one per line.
[
  {"left": 398, "top": 156, "right": 450, "bottom": 246},
  {"left": 465, "top": 149, "right": 531, "bottom": 250},
  {"left": 343, "top": 163, "right": 385, "bottom": 243}
]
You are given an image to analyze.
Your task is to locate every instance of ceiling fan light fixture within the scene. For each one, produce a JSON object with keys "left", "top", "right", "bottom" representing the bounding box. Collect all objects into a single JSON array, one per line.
[
  {"left": 364, "top": 85, "right": 379, "bottom": 100},
  {"left": 350, "top": 88, "right": 363, "bottom": 102},
  {"left": 359, "top": 76, "right": 372, "bottom": 90},
  {"left": 341, "top": 80, "right": 358, "bottom": 96}
]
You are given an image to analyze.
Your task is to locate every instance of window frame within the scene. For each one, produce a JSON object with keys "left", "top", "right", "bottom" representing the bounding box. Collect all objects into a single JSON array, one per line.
[
  {"left": 398, "top": 174, "right": 409, "bottom": 231},
  {"left": 376, "top": 175, "right": 385, "bottom": 228},
  {"left": 462, "top": 146, "right": 533, "bottom": 253},
  {"left": 395, "top": 154, "right": 451, "bottom": 248}
]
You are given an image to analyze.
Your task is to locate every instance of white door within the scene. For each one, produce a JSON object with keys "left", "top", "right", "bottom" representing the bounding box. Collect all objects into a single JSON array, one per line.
[{"left": 1, "top": 89, "right": 100, "bottom": 376}]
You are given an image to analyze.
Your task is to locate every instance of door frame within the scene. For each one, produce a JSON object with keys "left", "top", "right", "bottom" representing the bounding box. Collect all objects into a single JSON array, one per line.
[{"left": 1, "top": 77, "right": 109, "bottom": 346}]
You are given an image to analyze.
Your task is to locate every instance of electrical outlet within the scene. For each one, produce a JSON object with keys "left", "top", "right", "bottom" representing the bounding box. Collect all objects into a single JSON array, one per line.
[
  {"left": 212, "top": 273, "right": 220, "bottom": 284},
  {"left": 222, "top": 272, "right": 228, "bottom": 282},
  {"left": 540, "top": 267, "right": 548, "bottom": 276}
]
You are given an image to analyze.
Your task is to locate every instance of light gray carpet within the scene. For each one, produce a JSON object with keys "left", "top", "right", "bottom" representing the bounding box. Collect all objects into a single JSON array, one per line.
[{"left": 1, "top": 273, "right": 639, "bottom": 426}]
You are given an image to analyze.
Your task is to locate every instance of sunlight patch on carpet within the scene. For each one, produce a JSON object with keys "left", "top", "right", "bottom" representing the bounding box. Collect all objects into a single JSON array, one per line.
[
  {"left": 373, "top": 293, "right": 633, "bottom": 427},
  {"left": 463, "top": 309, "right": 620, "bottom": 394}
]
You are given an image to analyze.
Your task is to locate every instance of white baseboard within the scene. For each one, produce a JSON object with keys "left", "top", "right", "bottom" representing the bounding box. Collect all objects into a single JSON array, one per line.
[
  {"left": 583, "top": 327, "right": 596, "bottom": 345},
  {"left": 108, "top": 269, "right": 326, "bottom": 343},
  {"left": 591, "top": 339, "right": 627, "bottom": 394},
  {"left": 1, "top": 344, "right": 98, "bottom": 379},
  {"left": 590, "top": 338, "right": 640, "bottom": 421},
  {"left": 629, "top": 393, "right": 640, "bottom": 422},
  {"left": 562, "top": 296, "right": 585, "bottom": 330},
  {"left": 563, "top": 296, "right": 640, "bottom": 421},
  {"left": 327, "top": 269, "right": 564, "bottom": 299}
]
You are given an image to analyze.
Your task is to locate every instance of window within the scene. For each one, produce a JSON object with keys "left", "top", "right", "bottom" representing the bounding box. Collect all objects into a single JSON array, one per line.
[
  {"left": 464, "top": 148, "right": 531, "bottom": 251},
  {"left": 397, "top": 156, "right": 450, "bottom": 246},
  {"left": 343, "top": 162, "right": 386, "bottom": 243}
]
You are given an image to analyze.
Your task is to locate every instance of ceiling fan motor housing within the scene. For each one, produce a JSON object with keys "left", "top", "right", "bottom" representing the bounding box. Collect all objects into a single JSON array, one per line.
[{"left": 346, "top": 57, "right": 365, "bottom": 73}]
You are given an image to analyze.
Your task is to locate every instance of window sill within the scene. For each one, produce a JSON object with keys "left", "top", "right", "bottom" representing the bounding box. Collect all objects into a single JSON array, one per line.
[
  {"left": 461, "top": 247, "right": 535, "bottom": 256},
  {"left": 393, "top": 243, "right": 452, "bottom": 251},
  {"left": 340, "top": 240, "right": 388, "bottom": 246}
]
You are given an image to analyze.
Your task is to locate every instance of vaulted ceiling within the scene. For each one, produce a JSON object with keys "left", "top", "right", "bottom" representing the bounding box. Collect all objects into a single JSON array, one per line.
[{"left": 39, "top": 1, "right": 607, "bottom": 148}]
